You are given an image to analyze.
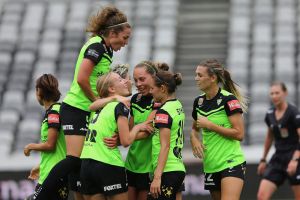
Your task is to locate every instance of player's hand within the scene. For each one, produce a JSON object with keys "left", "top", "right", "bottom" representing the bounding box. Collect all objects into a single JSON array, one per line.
[
  {"left": 257, "top": 162, "right": 267, "bottom": 175},
  {"left": 190, "top": 136, "right": 205, "bottom": 159},
  {"left": 115, "top": 95, "right": 130, "bottom": 108},
  {"left": 28, "top": 166, "right": 40, "bottom": 180},
  {"left": 103, "top": 134, "right": 119, "bottom": 148},
  {"left": 150, "top": 177, "right": 161, "bottom": 199},
  {"left": 24, "top": 144, "right": 32, "bottom": 156},
  {"left": 287, "top": 159, "right": 298, "bottom": 176},
  {"left": 138, "top": 120, "right": 154, "bottom": 134},
  {"left": 197, "top": 116, "right": 211, "bottom": 129}
]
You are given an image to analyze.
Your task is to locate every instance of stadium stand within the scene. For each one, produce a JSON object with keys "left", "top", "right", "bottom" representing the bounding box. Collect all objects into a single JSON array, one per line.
[
  {"left": 0, "top": 0, "right": 298, "bottom": 155},
  {"left": 0, "top": 0, "right": 179, "bottom": 157}
]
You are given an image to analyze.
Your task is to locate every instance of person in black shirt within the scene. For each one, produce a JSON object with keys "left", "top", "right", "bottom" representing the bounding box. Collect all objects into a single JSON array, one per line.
[{"left": 257, "top": 81, "right": 300, "bottom": 200}]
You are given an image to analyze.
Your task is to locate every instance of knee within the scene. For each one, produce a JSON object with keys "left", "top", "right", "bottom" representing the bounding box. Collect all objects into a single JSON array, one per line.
[{"left": 257, "top": 191, "right": 268, "bottom": 200}]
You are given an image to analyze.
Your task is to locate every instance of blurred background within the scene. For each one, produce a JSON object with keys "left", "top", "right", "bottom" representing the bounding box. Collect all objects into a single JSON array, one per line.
[{"left": 0, "top": 0, "right": 297, "bottom": 199}]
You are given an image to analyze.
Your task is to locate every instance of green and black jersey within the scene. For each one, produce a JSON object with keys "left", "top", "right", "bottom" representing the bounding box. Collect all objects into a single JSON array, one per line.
[
  {"left": 125, "top": 93, "right": 158, "bottom": 173},
  {"left": 39, "top": 103, "right": 66, "bottom": 184},
  {"left": 63, "top": 36, "right": 113, "bottom": 111},
  {"left": 81, "top": 102, "right": 130, "bottom": 167},
  {"left": 152, "top": 99, "right": 186, "bottom": 173},
  {"left": 192, "top": 89, "right": 245, "bottom": 173}
]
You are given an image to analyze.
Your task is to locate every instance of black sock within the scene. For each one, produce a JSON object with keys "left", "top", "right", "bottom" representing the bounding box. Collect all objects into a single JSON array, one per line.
[{"left": 33, "top": 155, "right": 81, "bottom": 200}]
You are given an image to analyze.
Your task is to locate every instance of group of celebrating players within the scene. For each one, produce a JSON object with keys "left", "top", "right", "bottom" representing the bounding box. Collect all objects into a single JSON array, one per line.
[{"left": 22, "top": 5, "right": 300, "bottom": 200}]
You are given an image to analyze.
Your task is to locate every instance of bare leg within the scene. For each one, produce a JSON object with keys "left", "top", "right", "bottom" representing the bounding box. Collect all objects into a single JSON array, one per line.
[
  {"left": 136, "top": 190, "right": 148, "bottom": 200},
  {"left": 128, "top": 186, "right": 137, "bottom": 200},
  {"left": 221, "top": 177, "right": 244, "bottom": 200},
  {"left": 107, "top": 192, "right": 128, "bottom": 200},
  {"left": 83, "top": 193, "right": 106, "bottom": 200},
  {"left": 210, "top": 190, "right": 221, "bottom": 200},
  {"left": 65, "top": 135, "right": 85, "bottom": 157},
  {"left": 257, "top": 179, "right": 277, "bottom": 200},
  {"left": 74, "top": 191, "right": 85, "bottom": 200},
  {"left": 291, "top": 185, "right": 300, "bottom": 200},
  {"left": 175, "top": 192, "right": 182, "bottom": 200}
]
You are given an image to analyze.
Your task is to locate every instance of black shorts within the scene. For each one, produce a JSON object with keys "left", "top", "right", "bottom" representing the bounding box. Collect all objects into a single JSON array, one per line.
[
  {"left": 33, "top": 180, "right": 68, "bottom": 200},
  {"left": 126, "top": 170, "right": 150, "bottom": 190},
  {"left": 148, "top": 171, "right": 185, "bottom": 200},
  {"left": 263, "top": 152, "right": 300, "bottom": 186},
  {"left": 60, "top": 102, "right": 90, "bottom": 136},
  {"left": 204, "top": 162, "right": 246, "bottom": 191},
  {"left": 80, "top": 159, "right": 128, "bottom": 196}
]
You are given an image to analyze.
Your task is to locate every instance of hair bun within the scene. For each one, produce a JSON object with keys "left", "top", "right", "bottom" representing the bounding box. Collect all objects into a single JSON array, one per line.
[
  {"left": 173, "top": 73, "right": 182, "bottom": 86},
  {"left": 155, "top": 62, "right": 169, "bottom": 71}
]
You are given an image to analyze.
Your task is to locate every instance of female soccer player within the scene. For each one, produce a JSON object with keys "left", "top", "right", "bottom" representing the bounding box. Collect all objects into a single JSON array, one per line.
[
  {"left": 190, "top": 59, "right": 247, "bottom": 200},
  {"left": 149, "top": 70, "right": 185, "bottom": 200},
  {"left": 89, "top": 64, "right": 132, "bottom": 112},
  {"left": 257, "top": 81, "right": 300, "bottom": 200},
  {"left": 126, "top": 61, "right": 169, "bottom": 200},
  {"left": 89, "top": 61, "right": 169, "bottom": 200},
  {"left": 34, "top": 6, "right": 131, "bottom": 200},
  {"left": 24, "top": 74, "right": 67, "bottom": 200},
  {"left": 80, "top": 72, "right": 152, "bottom": 200}
]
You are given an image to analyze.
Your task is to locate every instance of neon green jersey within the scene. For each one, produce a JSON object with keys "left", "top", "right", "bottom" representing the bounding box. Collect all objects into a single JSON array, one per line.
[
  {"left": 81, "top": 102, "right": 130, "bottom": 167},
  {"left": 63, "top": 36, "right": 113, "bottom": 111},
  {"left": 192, "top": 89, "right": 245, "bottom": 173},
  {"left": 152, "top": 99, "right": 186, "bottom": 173},
  {"left": 39, "top": 103, "right": 66, "bottom": 184},
  {"left": 125, "top": 93, "right": 154, "bottom": 173}
]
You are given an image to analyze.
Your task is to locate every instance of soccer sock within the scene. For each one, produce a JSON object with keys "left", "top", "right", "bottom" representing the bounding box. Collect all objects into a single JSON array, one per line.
[{"left": 33, "top": 155, "right": 81, "bottom": 200}]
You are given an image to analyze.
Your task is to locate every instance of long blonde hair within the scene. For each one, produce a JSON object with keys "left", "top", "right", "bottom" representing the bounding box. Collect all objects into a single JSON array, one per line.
[{"left": 96, "top": 72, "right": 114, "bottom": 98}]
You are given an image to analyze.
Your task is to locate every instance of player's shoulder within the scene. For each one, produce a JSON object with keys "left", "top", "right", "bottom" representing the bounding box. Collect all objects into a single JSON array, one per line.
[{"left": 131, "top": 93, "right": 142, "bottom": 103}]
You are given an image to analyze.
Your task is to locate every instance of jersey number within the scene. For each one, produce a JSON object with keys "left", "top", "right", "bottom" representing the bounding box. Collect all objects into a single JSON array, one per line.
[
  {"left": 173, "top": 120, "right": 184, "bottom": 159},
  {"left": 85, "top": 129, "right": 97, "bottom": 143}
]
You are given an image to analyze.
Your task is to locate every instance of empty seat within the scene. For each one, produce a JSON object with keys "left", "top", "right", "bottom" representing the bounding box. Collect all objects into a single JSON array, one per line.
[
  {"left": 248, "top": 122, "right": 268, "bottom": 144},
  {"left": 2, "top": 90, "right": 25, "bottom": 113},
  {"left": 154, "top": 29, "right": 176, "bottom": 48},
  {"left": 14, "top": 51, "right": 35, "bottom": 66},
  {"left": 38, "top": 41, "right": 60, "bottom": 60},
  {"left": 250, "top": 83, "right": 270, "bottom": 103},
  {"left": 0, "top": 109, "right": 20, "bottom": 132},
  {"left": 249, "top": 102, "right": 270, "bottom": 124},
  {"left": 251, "top": 56, "right": 272, "bottom": 83},
  {"left": 274, "top": 56, "right": 295, "bottom": 81}
]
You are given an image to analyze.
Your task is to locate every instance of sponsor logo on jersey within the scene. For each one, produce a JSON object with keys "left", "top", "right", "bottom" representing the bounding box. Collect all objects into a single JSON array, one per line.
[
  {"left": 124, "top": 106, "right": 129, "bottom": 112},
  {"left": 48, "top": 114, "right": 59, "bottom": 123},
  {"left": 227, "top": 100, "right": 241, "bottom": 111},
  {"left": 136, "top": 93, "right": 142, "bottom": 102},
  {"left": 87, "top": 49, "right": 99, "bottom": 58},
  {"left": 104, "top": 183, "right": 122, "bottom": 191},
  {"left": 155, "top": 114, "right": 169, "bottom": 124},
  {"left": 198, "top": 98, "right": 204, "bottom": 106}
]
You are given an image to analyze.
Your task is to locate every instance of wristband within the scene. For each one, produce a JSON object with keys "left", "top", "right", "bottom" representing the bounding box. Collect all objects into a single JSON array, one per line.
[{"left": 260, "top": 158, "right": 266, "bottom": 163}]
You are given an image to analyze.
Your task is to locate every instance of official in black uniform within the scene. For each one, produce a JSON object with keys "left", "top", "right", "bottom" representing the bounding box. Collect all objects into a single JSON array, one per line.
[{"left": 257, "top": 81, "right": 300, "bottom": 200}]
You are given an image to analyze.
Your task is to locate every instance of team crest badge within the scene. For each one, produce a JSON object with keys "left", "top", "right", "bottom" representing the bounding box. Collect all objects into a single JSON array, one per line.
[
  {"left": 136, "top": 93, "right": 142, "bottom": 102},
  {"left": 198, "top": 98, "right": 204, "bottom": 106},
  {"left": 217, "top": 98, "right": 222, "bottom": 105}
]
